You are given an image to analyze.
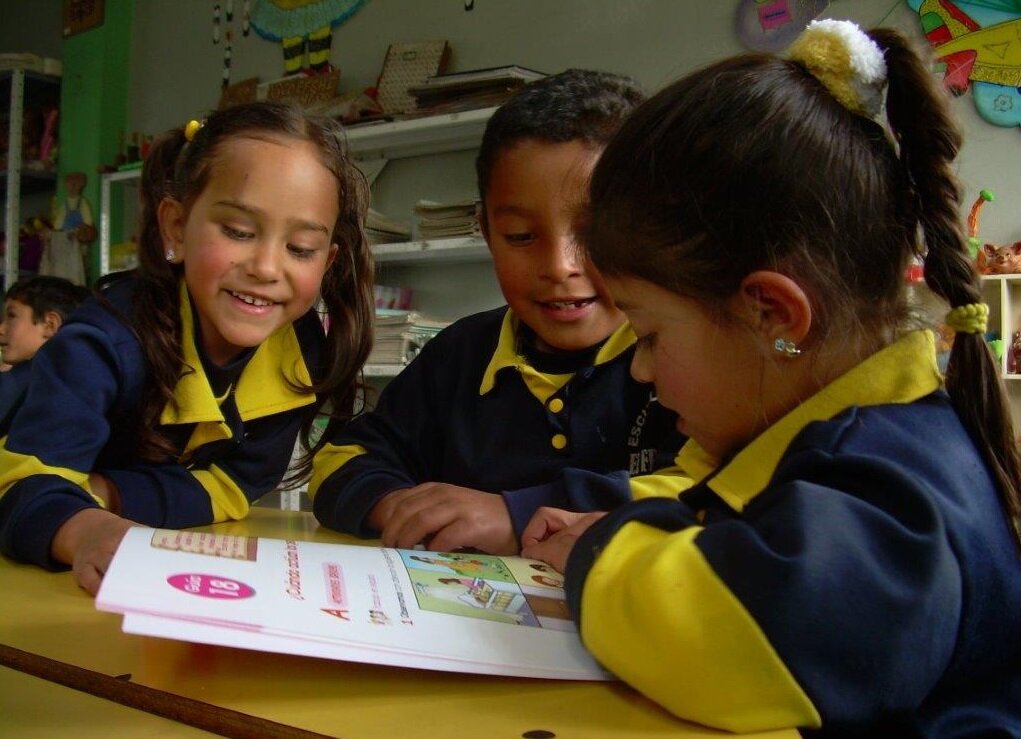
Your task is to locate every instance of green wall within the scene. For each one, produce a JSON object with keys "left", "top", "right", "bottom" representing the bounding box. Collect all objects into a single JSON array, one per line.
[{"left": 58, "top": 0, "right": 132, "bottom": 283}]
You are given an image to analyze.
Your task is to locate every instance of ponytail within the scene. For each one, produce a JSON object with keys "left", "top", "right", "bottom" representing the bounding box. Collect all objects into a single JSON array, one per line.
[{"left": 873, "top": 28, "right": 1021, "bottom": 548}]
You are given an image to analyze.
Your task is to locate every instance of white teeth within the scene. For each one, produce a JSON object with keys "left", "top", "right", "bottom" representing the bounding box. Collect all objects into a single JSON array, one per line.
[
  {"left": 549, "top": 299, "right": 591, "bottom": 309},
  {"left": 230, "top": 290, "right": 273, "bottom": 307}
]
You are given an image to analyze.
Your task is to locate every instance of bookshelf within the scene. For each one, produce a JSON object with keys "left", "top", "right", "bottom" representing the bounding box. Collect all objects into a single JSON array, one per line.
[
  {"left": 100, "top": 109, "right": 497, "bottom": 274},
  {"left": 979, "top": 274, "right": 1021, "bottom": 427},
  {"left": 2, "top": 69, "right": 61, "bottom": 286}
]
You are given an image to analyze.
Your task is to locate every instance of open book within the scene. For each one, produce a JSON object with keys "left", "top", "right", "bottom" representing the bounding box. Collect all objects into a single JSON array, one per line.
[{"left": 96, "top": 528, "right": 611, "bottom": 680}]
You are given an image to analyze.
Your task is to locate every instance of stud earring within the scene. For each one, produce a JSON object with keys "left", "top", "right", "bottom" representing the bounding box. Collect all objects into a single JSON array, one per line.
[
  {"left": 773, "top": 338, "right": 801, "bottom": 357},
  {"left": 165, "top": 249, "right": 176, "bottom": 262}
]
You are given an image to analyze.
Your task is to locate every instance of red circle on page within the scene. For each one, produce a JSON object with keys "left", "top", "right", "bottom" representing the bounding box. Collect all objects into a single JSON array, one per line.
[{"left": 167, "top": 573, "right": 255, "bottom": 599}]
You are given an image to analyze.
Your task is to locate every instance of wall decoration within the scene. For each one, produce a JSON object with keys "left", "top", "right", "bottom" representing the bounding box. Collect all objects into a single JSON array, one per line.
[
  {"left": 907, "top": 0, "right": 1021, "bottom": 128},
  {"left": 735, "top": 0, "right": 831, "bottom": 51},
  {"left": 250, "top": 0, "right": 370, "bottom": 76},
  {"left": 62, "top": 0, "right": 105, "bottom": 37}
]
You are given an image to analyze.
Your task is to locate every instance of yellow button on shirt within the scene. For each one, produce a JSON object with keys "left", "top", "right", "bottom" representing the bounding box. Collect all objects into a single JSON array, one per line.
[
  {"left": 548, "top": 398, "right": 564, "bottom": 413},
  {"left": 551, "top": 433, "right": 568, "bottom": 450}
]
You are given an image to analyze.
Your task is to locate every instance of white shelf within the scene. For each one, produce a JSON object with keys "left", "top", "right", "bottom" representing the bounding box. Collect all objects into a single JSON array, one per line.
[
  {"left": 363, "top": 363, "right": 406, "bottom": 377},
  {"left": 99, "top": 112, "right": 497, "bottom": 276},
  {"left": 345, "top": 107, "right": 497, "bottom": 160},
  {"left": 2, "top": 69, "right": 61, "bottom": 283},
  {"left": 99, "top": 167, "right": 142, "bottom": 276},
  {"left": 372, "top": 236, "right": 488, "bottom": 265}
]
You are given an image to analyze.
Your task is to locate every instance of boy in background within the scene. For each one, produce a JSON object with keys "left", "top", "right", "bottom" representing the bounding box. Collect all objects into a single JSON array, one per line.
[
  {"left": 0, "top": 275, "right": 90, "bottom": 427},
  {"left": 311, "top": 69, "right": 688, "bottom": 553}
]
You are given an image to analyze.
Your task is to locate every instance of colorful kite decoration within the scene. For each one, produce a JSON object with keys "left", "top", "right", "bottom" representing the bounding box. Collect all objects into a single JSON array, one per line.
[
  {"left": 250, "top": 0, "right": 369, "bottom": 76},
  {"left": 907, "top": 0, "right": 1021, "bottom": 128}
]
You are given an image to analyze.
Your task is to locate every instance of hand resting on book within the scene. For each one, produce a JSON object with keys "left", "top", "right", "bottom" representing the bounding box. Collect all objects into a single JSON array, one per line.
[
  {"left": 369, "top": 483, "right": 517, "bottom": 555},
  {"left": 520, "top": 507, "right": 607, "bottom": 574}
]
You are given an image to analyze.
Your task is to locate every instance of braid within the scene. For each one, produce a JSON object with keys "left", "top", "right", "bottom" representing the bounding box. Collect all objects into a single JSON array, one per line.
[{"left": 873, "top": 28, "right": 1021, "bottom": 547}]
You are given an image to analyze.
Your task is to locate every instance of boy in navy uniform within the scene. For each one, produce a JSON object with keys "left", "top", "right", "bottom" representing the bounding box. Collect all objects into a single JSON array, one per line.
[
  {"left": 311, "top": 70, "right": 687, "bottom": 554},
  {"left": 0, "top": 276, "right": 90, "bottom": 430}
]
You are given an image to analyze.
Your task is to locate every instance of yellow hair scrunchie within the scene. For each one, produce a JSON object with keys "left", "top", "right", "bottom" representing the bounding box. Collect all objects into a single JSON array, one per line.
[
  {"left": 945, "top": 303, "right": 989, "bottom": 335},
  {"left": 788, "top": 19, "right": 887, "bottom": 118},
  {"left": 184, "top": 119, "right": 204, "bottom": 142}
]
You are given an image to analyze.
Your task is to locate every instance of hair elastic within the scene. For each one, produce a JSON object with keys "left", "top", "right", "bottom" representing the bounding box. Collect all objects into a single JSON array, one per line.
[
  {"left": 945, "top": 303, "right": 989, "bottom": 335},
  {"left": 787, "top": 19, "right": 887, "bottom": 118},
  {"left": 184, "top": 119, "right": 204, "bottom": 142}
]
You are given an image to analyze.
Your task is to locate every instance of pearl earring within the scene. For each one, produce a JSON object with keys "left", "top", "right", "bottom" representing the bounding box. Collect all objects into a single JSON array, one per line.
[
  {"left": 773, "top": 338, "right": 801, "bottom": 358},
  {"left": 165, "top": 249, "right": 176, "bottom": 262}
]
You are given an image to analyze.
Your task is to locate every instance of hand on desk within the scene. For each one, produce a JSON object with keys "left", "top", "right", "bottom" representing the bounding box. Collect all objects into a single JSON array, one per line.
[
  {"left": 369, "top": 483, "right": 518, "bottom": 555},
  {"left": 50, "top": 508, "right": 142, "bottom": 596},
  {"left": 520, "top": 507, "right": 607, "bottom": 574}
]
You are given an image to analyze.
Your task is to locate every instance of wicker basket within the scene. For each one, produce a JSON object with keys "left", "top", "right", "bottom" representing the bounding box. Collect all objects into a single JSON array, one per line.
[
  {"left": 264, "top": 69, "right": 341, "bottom": 109},
  {"left": 218, "top": 77, "right": 260, "bottom": 110}
]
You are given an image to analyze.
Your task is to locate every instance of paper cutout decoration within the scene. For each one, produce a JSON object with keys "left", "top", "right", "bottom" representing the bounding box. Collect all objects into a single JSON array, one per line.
[
  {"left": 907, "top": 0, "right": 1021, "bottom": 127},
  {"left": 735, "top": 0, "right": 832, "bottom": 51},
  {"left": 250, "top": 0, "right": 369, "bottom": 75}
]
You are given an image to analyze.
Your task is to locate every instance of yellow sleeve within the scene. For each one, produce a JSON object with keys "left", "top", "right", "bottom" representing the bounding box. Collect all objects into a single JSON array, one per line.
[{"left": 580, "top": 521, "right": 819, "bottom": 732}]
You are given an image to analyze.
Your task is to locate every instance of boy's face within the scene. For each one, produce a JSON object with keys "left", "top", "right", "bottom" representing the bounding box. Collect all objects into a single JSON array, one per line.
[
  {"left": 483, "top": 139, "right": 625, "bottom": 353},
  {"left": 0, "top": 298, "right": 53, "bottom": 365}
]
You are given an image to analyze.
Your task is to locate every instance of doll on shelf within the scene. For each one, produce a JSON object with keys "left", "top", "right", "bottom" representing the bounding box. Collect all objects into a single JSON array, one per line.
[
  {"left": 52, "top": 172, "right": 94, "bottom": 234},
  {"left": 39, "top": 172, "right": 94, "bottom": 285}
]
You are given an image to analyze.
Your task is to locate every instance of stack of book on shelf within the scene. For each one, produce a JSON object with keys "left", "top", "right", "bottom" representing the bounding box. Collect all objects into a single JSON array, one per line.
[
  {"left": 415, "top": 199, "right": 481, "bottom": 239},
  {"left": 374, "top": 284, "right": 413, "bottom": 310},
  {"left": 367, "top": 309, "right": 450, "bottom": 367},
  {"left": 407, "top": 65, "right": 546, "bottom": 117},
  {"left": 97, "top": 528, "right": 611, "bottom": 679},
  {"left": 366, "top": 208, "right": 412, "bottom": 245}
]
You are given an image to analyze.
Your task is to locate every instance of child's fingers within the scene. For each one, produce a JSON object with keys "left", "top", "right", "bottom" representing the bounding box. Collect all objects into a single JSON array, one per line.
[
  {"left": 520, "top": 506, "right": 575, "bottom": 548},
  {"left": 383, "top": 500, "right": 458, "bottom": 549},
  {"left": 73, "top": 560, "right": 104, "bottom": 596},
  {"left": 520, "top": 537, "right": 569, "bottom": 573},
  {"left": 520, "top": 516, "right": 552, "bottom": 549},
  {"left": 429, "top": 513, "right": 516, "bottom": 555}
]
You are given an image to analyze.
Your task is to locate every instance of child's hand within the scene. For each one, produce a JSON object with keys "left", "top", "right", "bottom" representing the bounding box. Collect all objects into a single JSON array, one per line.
[
  {"left": 520, "top": 507, "right": 607, "bottom": 573},
  {"left": 374, "top": 483, "right": 518, "bottom": 555},
  {"left": 50, "top": 508, "right": 141, "bottom": 596}
]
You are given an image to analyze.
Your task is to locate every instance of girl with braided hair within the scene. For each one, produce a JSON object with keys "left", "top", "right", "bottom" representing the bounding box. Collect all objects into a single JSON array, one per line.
[{"left": 522, "top": 21, "right": 1021, "bottom": 736}]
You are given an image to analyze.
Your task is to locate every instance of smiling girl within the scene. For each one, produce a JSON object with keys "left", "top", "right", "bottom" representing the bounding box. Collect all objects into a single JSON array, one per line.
[{"left": 0, "top": 101, "right": 373, "bottom": 594}]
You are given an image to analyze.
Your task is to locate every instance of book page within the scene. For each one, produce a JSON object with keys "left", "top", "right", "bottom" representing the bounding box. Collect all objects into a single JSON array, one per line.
[{"left": 97, "top": 528, "right": 610, "bottom": 680}]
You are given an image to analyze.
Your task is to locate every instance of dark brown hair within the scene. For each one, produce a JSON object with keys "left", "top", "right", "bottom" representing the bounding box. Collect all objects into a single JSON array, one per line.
[
  {"left": 5, "top": 275, "right": 91, "bottom": 323},
  {"left": 133, "top": 100, "right": 374, "bottom": 483},
  {"left": 475, "top": 68, "right": 645, "bottom": 216},
  {"left": 585, "top": 29, "right": 1021, "bottom": 547}
]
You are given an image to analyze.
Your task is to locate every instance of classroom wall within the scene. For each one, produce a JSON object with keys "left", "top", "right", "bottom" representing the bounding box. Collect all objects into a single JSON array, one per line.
[
  {"left": 0, "top": 0, "right": 63, "bottom": 60},
  {"left": 125, "top": 0, "right": 1019, "bottom": 245}
]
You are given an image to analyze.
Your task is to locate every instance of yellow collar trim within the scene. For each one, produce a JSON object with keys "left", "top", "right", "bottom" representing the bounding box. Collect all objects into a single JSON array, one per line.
[
  {"left": 478, "top": 309, "right": 635, "bottom": 396},
  {"left": 678, "top": 330, "right": 942, "bottom": 512},
  {"left": 160, "top": 280, "right": 317, "bottom": 425}
]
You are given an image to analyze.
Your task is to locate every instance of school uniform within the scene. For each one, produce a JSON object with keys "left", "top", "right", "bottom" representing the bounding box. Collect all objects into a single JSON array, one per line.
[
  {"left": 311, "top": 306, "right": 687, "bottom": 537},
  {"left": 0, "top": 274, "right": 326, "bottom": 569},
  {"left": 565, "top": 330, "right": 1021, "bottom": 736},
  {"left": 0, "top": 361, "right": 32, "bottom": 433}
]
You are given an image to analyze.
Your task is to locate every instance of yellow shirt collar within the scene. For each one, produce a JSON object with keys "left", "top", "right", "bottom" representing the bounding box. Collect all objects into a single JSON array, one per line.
[
  {"left": 160, "top": 280, "right": 317, "bottom": 425},
  {"left": 478, "top": 309, "right": 636, "bottom": 395},
  {"left": 677, "top": 330, "right": 943, "bottom": 512}
]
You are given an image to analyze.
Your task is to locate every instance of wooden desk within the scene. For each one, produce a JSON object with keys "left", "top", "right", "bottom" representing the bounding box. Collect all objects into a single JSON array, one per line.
[{"left": 1, "top": 508, "right": 795, "bottom": 738}]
